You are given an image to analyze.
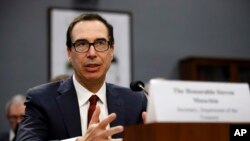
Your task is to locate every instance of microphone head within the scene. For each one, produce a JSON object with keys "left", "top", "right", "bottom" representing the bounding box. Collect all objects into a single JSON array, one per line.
[{"left": 130, "top": 80, "right": 145, "bottom": 91}]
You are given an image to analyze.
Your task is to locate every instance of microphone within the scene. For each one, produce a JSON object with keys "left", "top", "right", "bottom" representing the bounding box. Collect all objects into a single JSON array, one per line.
[{"left": 130, "top": 80, "right": 149, "bottom": 95}]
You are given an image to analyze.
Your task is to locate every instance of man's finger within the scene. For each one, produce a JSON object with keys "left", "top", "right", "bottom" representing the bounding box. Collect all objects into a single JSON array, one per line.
[
  {"left": 98, "top": 113, "right": 117, "bottom": 129},
  {"left": 142, "top": 111, "right": 147, "bottom": 123},
  {"left": 110, "top": 139, "right": 123, "bottom": 141},
  {"left": 89, "top": 106, "right": 101, "bottom": 125},
  {"left": 106, "top": 126, "right": 124, "bottom": 137}
]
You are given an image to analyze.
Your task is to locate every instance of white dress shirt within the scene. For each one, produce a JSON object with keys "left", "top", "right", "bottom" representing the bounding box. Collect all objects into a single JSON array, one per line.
[
  {"left": 9, "top": 130, "right": 14, "bottom": 141},
  {"left": 73, "top": 74, "right": 109, "bottom": 136}
]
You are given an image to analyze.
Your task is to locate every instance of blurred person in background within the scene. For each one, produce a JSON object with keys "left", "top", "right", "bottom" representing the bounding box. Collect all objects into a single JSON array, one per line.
[{"left": 0, "top": 94, "right": 25, "bottom": 141}]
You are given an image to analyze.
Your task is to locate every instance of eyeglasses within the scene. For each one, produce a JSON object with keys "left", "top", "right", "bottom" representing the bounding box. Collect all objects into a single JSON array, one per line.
[
  {"left": 7, "top": 115, "right": 24, "bottom": 122},
  {"left": 72, "top": 39, "right": 110, "bottom": 53}
]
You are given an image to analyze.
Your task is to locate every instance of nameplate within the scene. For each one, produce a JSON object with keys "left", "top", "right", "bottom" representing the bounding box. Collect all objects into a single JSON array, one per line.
[{"left": 146, "top": 79, "right": 250, "bottom": 123}]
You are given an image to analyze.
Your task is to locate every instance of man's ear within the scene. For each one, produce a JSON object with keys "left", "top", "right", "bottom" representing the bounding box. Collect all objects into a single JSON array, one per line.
[
  {"left": 110, "top": 44, "right": 115, "bottom": 55},
  {"left": 68, "top": 57, "right": 71, "bottom": 63},
  {"left": 67, "top": 47, "right": 72, "bottom": 63}
]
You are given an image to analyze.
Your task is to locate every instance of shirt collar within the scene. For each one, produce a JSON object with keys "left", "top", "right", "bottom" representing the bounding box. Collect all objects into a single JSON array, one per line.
[
  {"left": 73, "top": 74, "right": 106, "bottom": 107},
  {"left": 9, "top": 129, "right": 14, "bottom": 141}
]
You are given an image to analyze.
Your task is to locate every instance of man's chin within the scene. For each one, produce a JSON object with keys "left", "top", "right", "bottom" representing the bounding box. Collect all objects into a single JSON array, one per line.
[{"left": 84, "top": 75, "right": 104, "bottom": 82}]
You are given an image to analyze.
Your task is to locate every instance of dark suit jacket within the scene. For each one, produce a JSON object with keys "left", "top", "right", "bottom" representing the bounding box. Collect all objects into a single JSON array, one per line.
[
  {"left": 0, "top": 132, "right": 9, "bottom": 141},
  {"left": 16, "top": 77, "right": 147, "bottom": 141}
]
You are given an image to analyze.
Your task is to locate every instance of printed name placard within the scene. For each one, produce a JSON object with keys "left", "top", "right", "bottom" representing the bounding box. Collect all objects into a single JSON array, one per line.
[{"left": 146, "top": 79, "right": 250, "bottom": 123}]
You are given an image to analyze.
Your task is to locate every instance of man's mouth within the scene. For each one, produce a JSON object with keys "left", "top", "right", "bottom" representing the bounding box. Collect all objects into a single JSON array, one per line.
[{"left": 85, "top": 64, "right": 101, "bottom": 72}]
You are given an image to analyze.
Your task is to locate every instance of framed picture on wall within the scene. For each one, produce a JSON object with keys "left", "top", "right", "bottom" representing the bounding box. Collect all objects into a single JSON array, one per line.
[{"left": 48, "top": 7, "right": 132, "bottom": 87}]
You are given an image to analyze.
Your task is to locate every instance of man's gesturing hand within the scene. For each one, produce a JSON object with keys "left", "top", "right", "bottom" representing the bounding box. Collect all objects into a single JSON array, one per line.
[{"left": 77, "top": 106, "right": 124, "bottom": 141}]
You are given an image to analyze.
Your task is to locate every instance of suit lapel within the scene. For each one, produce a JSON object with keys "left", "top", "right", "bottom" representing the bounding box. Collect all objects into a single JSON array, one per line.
[
  {"left": 55, "top": 81, "right": 125, "bottom": 137},
  {"left": 56, "top": 77, "right": 82, "bottom": 137},
  {"left": 106, "top": 83, "right": 125, "bottom": 127}
]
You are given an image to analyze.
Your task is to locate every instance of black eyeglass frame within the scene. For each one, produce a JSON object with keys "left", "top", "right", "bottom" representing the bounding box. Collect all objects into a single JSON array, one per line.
[{"left": 72, "top": 40, "right": 111, "bottom": 53}]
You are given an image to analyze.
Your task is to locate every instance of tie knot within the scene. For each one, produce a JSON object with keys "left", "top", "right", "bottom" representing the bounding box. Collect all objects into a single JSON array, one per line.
[{"left": 89, "top": 95, "right": 99, "bottom": 105}]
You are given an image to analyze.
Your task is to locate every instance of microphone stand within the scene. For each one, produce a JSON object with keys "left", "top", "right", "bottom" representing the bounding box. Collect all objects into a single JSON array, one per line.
[{"left": 138, "top": 83, "right": 149, "bottom": 95}]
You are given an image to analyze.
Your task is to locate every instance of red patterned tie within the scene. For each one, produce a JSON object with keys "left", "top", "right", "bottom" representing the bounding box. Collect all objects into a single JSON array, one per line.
[{"left": 87, "top": 95, "right": 99, "bottom": 126}]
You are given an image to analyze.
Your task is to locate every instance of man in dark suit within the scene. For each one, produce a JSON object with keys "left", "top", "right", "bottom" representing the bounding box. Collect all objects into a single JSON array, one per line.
[
  {"left": 16, "top": 13, "right": 147, "bottom": 141},
  {"left": 0, "top": 95, "right": 25, "bottom": 141}
]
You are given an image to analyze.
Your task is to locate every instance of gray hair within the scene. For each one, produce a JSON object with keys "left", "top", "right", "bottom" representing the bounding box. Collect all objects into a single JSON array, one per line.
[{"left": 5, "top": 94, "right": 26, "bottom": 114}]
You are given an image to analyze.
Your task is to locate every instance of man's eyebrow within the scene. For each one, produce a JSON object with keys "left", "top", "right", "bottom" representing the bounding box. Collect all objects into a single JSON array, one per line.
[
  {"left": 95, "top": 38, "right": 108, "bottom": 41},
  {"left": 74, "top": 38, "right": 107, "bottom": 43},
  {"left": 73, "top": 39, "right": 88, "bottom": 43}
]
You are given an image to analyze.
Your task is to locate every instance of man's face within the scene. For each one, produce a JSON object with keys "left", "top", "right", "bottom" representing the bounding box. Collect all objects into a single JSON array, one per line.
[
  {"left": 67, "top": 20, "right": 114, "bottom": 85},
  {"left": 7, "top": 104, "right": 25, "bottom": 132}
]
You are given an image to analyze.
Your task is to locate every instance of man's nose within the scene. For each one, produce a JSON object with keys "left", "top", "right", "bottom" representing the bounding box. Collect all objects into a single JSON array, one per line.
[
  {"left": 87, "top": 45, "right": 97, "bottom": 57},
  {"left": 17, "top": 116, "right": 23, "bottom": 123}
]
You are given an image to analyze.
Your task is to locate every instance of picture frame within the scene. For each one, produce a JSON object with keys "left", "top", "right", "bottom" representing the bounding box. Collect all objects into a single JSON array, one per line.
[{"left": 48, "top": 7, "right": 132, "bottom": 87}]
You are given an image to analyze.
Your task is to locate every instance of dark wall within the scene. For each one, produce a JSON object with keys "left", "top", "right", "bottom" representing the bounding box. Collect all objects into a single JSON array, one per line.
[{"left": 1, "top": 0, "right": 250, "bottom": 132}]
